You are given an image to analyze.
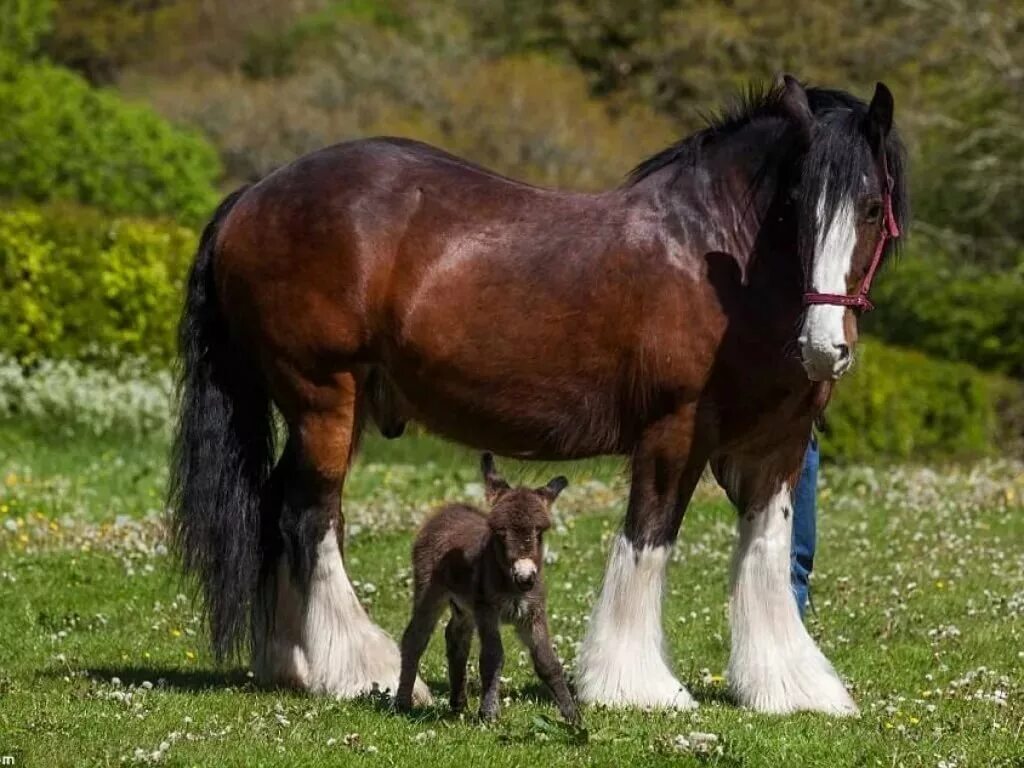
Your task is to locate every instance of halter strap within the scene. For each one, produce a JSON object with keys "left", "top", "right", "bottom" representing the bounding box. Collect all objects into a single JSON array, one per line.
[{"left": 803, "top": 156, "right": 899, "bottom": 313}]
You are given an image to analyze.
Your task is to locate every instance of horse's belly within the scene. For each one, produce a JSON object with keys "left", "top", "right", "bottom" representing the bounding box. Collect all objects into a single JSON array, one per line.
[{"left": 387, "top": 356, "right": 631, "bottom": 459}]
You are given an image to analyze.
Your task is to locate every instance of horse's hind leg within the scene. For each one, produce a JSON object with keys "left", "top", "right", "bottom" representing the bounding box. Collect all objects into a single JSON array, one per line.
[
  {"left": 576, "top": 409, "right": 708, "bottom": 709},
  {"left": 256, "top": 371, "right": 430, "bottom": 702},
  {"left": 714, "top": 450, "right": 857, "bottom": 715}
]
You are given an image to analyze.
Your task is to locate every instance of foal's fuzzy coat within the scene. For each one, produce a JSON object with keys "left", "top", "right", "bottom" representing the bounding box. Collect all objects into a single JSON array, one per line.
[{"left": 395, "top": 454, "right": 577, "bottom": 722}]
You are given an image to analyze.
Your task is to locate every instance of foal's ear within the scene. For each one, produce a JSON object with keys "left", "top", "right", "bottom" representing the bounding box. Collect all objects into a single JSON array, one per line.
[
  {"left": 866, "top": 81, "right": 895, "bottom": 150},
  {"left": 481, "top": 452, "right": 509, "bottom": 503},
  {"left": 537, "top": 475, "right": 568, "bottom": 504},
  {"left": 777, "top": 73, "right": 814, "bottom": 146}
]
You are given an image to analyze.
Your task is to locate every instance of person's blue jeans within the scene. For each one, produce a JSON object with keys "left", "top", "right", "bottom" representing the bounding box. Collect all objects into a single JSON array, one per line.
[{"left": 791, "top": 437, "right": 818, "bottom": 618}]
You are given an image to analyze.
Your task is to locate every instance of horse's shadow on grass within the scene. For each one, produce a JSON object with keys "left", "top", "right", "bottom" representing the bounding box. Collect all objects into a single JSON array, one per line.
[{"left": 43, "top": 665, "right": 254, "bottom": 692}]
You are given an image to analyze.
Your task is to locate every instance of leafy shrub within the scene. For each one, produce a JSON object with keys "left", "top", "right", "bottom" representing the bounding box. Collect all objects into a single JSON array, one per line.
[
  {"left": 825, "top": 340, "right": 1019, "bottom": 463},
  {"left": 0, "top": 0, "right": 53, "bottom": 60},
  {"left": 864, "top": 254, "right": 1024, "bottom": 378},
  {"left": 0, "top": 203, "right": 195, "bottom": 367},
  {"left": 0, "top": 61, "right": 220, "bottom": 224}
]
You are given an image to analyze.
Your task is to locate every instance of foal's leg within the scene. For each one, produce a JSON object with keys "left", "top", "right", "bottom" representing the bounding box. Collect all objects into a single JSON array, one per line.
[
  {"left": 476, "top": 607, "right": 504, "bottom": 720},
  {"left": 715, "top": 452, "right": 857, "bottom": 715},
  {"left": 577, "top": 410, "right": 708, "bottom": 709},
  {"left": 258, "top": 373, "right": 430, "bottom": 701},
  {"left": 396, "top": 586, "right": 447, "bottom": 711},
  {"left": 445, "top": 604, "right": 473, "bottom": 713},
  {"left": 515, "top": 609, "right": 577, "bottom": 722}
]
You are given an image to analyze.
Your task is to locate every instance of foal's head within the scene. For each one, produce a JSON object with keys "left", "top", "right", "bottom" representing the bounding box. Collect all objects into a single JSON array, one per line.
[
  {"left": 779, "top": 76, "right": 909, "bottom": 381},
  {"left": 481, "top": 453, "right": 567, "bottom": 592}
]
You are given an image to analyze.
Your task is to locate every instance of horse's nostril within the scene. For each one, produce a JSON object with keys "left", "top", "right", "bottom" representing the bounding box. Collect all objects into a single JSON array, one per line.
[{"left": 834, "top": 343, "right": 850, "bottom": 361}]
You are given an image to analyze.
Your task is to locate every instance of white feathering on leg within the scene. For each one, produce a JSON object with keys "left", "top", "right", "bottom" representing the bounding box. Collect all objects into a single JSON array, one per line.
[
  {"left": 255, "top": 525, "right": 431, "bottom": 703},
  {"left": 728, "top": 484, "right": 857, "bottom": 715},
  {"left": 576, "top": 533, "right": 696, "bottom": 709}
]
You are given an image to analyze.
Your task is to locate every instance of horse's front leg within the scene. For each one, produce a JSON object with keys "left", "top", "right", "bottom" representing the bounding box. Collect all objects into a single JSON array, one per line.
[
  {"left": 576, "top": 410, "right": 708, "bottom": 709},
  {"left": 716, "top": 452, "right": 858, "bottom": 715}
]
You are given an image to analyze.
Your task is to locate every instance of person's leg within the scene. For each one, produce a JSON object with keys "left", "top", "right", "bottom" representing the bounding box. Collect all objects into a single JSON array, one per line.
[{"left": 790, "top": 437, "right": 818, "bottom": 618}]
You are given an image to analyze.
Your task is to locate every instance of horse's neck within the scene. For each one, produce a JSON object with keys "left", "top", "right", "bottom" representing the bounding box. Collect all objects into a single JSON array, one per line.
[{"left": 636, "top": 124, "right": 803, "bottom": 332}]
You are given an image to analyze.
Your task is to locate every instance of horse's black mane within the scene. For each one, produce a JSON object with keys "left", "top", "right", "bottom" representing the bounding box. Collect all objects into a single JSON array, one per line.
[
  {"left": 626, "top": 82, "right": 869, "bottom": 186},
  {"left": 627, "top": 80, "right": 909, "bottom": 259}
]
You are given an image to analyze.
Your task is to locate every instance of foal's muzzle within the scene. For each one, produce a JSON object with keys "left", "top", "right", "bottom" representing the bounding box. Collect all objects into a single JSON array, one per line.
[{"left": 511, "top": 558, "right": 537, "bottom": 591}]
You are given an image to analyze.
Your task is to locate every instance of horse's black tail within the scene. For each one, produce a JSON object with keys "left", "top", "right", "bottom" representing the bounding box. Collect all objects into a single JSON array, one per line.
[{"left": 169, "top": 186, "right": 275, "bottom": 662}]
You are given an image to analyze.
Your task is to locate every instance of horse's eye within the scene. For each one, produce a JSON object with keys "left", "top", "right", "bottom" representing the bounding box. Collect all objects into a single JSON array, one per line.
[{"left": 864, "top": 201, "right": 883, "bottom": 223}]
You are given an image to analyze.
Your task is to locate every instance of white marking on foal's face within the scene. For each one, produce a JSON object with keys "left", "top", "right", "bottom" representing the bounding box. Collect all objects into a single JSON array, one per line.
[
  {"left": 798, "top": 185, "right": 857, "bottom": 381},
  {"left": 512, "top": 557, "right": 537, "bottom": 583}
]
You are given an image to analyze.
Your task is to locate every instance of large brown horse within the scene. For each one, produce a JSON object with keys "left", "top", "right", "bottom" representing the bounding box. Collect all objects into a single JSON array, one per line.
[{"left": 170, "top": 76, "right": 907, "bottom": 714}]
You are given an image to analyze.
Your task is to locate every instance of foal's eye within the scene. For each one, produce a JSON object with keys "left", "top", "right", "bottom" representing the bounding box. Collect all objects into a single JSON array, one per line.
[{"left": 864, "top": 201, "right": 883, "bottom": 223}]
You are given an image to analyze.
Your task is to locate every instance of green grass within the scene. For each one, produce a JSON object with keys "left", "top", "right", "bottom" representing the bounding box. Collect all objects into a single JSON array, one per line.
[{"left": 1, "top": 420, "right": 1022, "bottom": 766}]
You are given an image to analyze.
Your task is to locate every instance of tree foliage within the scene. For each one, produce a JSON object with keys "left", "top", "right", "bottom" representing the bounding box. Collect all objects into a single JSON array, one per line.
[
  {"left": 0, "top": 0, "right": 53, "bottom": 60},
  {"left": 0, "top": 59, "right": 220, "bottom": 224}
]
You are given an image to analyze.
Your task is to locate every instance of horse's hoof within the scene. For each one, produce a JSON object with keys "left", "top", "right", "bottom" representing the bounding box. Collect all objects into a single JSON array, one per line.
[
  {"left": 729, "top": 653, "right": 858, "bottom": 716},
  {"left": 412, "top": 676, "right": 433, "bottom": 706}
]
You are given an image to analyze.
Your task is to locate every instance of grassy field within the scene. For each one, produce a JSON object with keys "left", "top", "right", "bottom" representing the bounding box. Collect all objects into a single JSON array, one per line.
[{"left": 0, "top": 419, "right": 1022, "bottom": 767}]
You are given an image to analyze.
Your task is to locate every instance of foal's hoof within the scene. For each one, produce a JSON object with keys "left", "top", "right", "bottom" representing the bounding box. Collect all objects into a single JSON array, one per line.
[
  {"left": 478, "top": 704, "right": 500, "bottom": 722},
  {"left": 560, "top": 703, "right": 580, "bottom": 725},
  {"left": 393, "top": 693, "right": 413, "bottom": 714},
  {"left": 449, "top": 696, "right": 467, "bottom": 715}
]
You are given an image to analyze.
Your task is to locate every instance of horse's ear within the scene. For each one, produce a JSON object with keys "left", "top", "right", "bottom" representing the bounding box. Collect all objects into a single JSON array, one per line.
[
  {"left": 481, "top": 452, "right": 509, "bottom": 503},
  {"left": 866, "top": 81, "right": 894, "bottom": 151},
  {"left": 777, "top": 73, "right": 814, "bottom": 146},
  {"left": 537, "top": 475, "right": 568, "bottom": 504}
]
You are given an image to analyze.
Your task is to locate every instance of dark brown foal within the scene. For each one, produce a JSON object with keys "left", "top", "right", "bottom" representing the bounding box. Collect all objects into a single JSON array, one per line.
[{"left": 395, "top": 454, "right": 576, "bottom": 723}]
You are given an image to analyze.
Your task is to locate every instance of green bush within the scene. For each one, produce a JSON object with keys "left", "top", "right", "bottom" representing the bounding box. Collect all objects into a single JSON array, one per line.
[
  {"left": 0, "top": 60, "right": 220, "bottom": 224},
  {"left": 863, "top": 254, "right": 1024, "bottom": 378},
  {"left": 825, "top": 340, "right": 1019, "bottom": 463},
  {"left": 0, "top": 203, "right": 195, "bottom": 367},
  {"left": 0, "top": 0, "right": 53, "bottom": 60}
]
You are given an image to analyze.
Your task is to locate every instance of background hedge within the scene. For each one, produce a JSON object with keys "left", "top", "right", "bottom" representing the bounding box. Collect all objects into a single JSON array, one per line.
[
  {"left": 825, "top": 341, "right": 1019, "bottom": 463},
  {"left": 864, "top": 255, "right": 1024, "bottom": 378},
  {"left": 0, "top": 203, "right": 194, "bottom": 367}
]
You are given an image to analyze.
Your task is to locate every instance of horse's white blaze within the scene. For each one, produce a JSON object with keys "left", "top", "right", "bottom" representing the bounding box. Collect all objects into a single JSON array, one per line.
[
  {"left": 576, "top": 534, "right": 696, "bottom": 709},
  {"left": 728, "top": 483, "right": 857, "bottom": 715},
  {"left": 255, "top": 525, "right": 431, "bottom": 702},
  {"left": 799, "top": 188, "right": 857, "bottom": 380},
  {"left": 512, "top": 557, "right": 537, "bottom": 580}
]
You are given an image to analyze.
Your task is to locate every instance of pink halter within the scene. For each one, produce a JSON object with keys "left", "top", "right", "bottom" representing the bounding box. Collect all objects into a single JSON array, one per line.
[{"left": 802, "top": 158, "right": 900, "bottom": 313}]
